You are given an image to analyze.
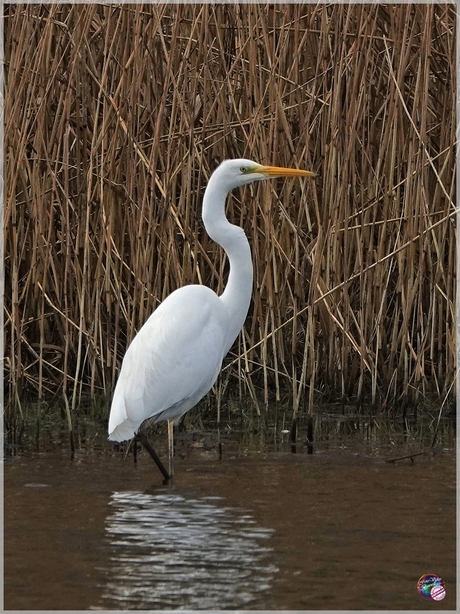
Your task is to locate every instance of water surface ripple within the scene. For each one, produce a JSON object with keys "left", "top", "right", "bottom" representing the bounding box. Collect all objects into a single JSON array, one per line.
[{"left": 97, "top": 491, "right": 277, "bottom": 609}]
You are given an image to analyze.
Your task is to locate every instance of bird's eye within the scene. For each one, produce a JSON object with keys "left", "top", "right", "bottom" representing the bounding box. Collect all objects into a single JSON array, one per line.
[{"left": 240, "top": 166, "right": 248, "bottom": 174}]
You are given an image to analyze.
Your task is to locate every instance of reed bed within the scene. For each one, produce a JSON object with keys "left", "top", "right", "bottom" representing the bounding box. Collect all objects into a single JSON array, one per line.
[{"left": 4, "top": 4, "right": 456, "bottom": 421}]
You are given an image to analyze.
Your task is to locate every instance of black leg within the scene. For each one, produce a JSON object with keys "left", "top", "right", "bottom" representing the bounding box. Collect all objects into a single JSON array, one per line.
[
  {"left": 167, "top": 419, "right": 174, "bottom": 479},
  {"left": 137, "top": 431, "right": 172, "bottom": 484}
]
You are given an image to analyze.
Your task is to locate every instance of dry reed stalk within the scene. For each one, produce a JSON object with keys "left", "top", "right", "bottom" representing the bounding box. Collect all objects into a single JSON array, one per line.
[{"left": 4, "top": 4, "right": 456, "bottom": 422}]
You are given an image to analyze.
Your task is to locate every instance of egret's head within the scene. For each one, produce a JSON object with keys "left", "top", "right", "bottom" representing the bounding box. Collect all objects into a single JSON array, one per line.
[{"left": 212, "top": 158, "right": 315, "bottom": 191}]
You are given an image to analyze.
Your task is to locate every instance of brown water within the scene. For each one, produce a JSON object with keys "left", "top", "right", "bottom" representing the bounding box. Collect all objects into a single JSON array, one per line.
[{"left": 4, "top": 430, "right": 456, "bottom": 610}]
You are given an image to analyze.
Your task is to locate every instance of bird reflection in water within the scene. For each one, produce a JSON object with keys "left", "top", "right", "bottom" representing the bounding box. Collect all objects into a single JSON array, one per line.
[{"left": 96, "top": 491, "right": 278, "bottom": 610}]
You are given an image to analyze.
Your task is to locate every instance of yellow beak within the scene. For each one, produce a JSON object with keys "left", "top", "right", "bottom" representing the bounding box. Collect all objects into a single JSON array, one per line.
[{"left": 258, "top": 164, "right": 315, "bottom": 178}]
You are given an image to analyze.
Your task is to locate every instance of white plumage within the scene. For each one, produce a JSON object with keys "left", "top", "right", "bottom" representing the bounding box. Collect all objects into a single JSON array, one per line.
[
  {"left": 108, "top": 158, "right": 314, "bottom": 479},
  {"left": 108, "top": 285, "right": 228, "bottom": 441}
]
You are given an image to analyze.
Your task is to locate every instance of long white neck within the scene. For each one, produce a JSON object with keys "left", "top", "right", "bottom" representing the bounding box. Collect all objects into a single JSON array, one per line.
[{"left": 202, "top": 176, "right": 253, "bottom": 354}]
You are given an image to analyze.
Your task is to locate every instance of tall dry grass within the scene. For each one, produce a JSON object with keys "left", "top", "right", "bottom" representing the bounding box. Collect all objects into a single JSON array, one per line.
[{"left": 4, "top": 4, "right": 456, "bottom": 420}]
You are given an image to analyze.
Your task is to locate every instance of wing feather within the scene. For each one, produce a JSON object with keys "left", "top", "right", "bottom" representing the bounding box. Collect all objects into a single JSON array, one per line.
[{"left": 108, "top": 285, "right": 229, "bottom": 441}]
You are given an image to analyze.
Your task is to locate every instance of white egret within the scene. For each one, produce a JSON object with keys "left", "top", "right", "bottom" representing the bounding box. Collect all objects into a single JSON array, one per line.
[{"left": 108, "top": 159, "right": 314, "bottom": 482}]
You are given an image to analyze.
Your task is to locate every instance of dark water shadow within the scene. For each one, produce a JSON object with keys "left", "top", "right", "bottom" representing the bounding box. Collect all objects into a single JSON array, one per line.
[{"left": 95, "top": 490, "right": 277, "bottom": 610}]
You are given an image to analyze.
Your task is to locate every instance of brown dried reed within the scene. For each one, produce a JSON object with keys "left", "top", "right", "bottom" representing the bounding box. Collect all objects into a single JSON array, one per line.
[{"left": 4, "top": 4, "right": 456, "bottom": 420}]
